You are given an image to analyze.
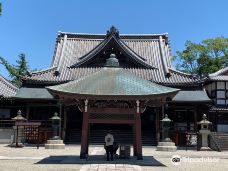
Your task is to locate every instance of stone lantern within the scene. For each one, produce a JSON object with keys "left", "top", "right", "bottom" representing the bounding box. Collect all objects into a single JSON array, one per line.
[
  {"left": 11, "top": 110, "right": 27, "bottom": 147},
  {"left": 157, "top": 114, "right": 177, "bottom": 151},
  {"left": 45, "top": 112, "right": 65, "bottom": 149},
  {"left": 161, "top": 114, "right": 172, "bottom": 142},
  {"left": 50, "top": 112, "right": 61, "bottom": 140},
  {"left": 197, "top": 114, "right": 211, "bottom": 150},
  {"left": 12, "top": 110, "right": 27, "bottom": 122}
]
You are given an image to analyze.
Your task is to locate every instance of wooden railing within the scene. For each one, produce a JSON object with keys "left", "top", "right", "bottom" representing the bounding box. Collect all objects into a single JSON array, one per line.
[
  {"left": 0, "top": 120, "right": 15, "bottom": 128},
  {"left": 0, "top": 119, "right": 63, "bottom": 129}
]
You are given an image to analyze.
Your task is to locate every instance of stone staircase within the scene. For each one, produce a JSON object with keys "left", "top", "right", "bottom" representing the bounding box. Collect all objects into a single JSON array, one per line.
[
  {"left": 209, "top": 132, "right": 228, "bottom": 151},
  {"left": 65, "top": 129, "right": 157, "bottom": 146}
]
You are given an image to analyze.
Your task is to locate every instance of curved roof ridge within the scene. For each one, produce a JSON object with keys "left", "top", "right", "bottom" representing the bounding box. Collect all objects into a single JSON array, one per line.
[
  {"left": 57, "top": 32, "right": 168, "bottom": 40},
  {"left": 0, "top": 74, "right": 18, "bottom": 98},
  {"left": 29, "top": 67, "right": 57, "bottom": 75},
  {"left": 58, "top": 31, "right": 168, "bottom": 37},
  {"left": 0, "top": 75, "right": 18, "bottom": 90},
  {"left": 209, "top": 67, "right": 228, "bottom": 77},
  {"left": 169, "top": 68, "right": 196, "bottom": 77}
]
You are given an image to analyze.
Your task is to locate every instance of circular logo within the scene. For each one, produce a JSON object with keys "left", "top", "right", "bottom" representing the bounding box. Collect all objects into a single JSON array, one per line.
[{"left": 171, "top": 155, "right": 181, "bottom": 165}]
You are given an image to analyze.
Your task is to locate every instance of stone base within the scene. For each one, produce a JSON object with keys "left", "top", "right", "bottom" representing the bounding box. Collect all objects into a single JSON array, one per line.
[
  {"left": 156, "top": 141, "right": 177, "bottom": 151},
  {"left": 200, "top": 147, "right": 212, "bottom": 151},
  {"left": 45, "top": 139, "right": 65, "bottom": 149},
  {"left": 9, "top": 143, "right": 24, "bottom": 148}
]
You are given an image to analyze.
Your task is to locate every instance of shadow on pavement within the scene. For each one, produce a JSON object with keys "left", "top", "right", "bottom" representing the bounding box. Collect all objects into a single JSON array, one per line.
[{"left": 36, "top": 155, "right": 166, "bottom": 166}]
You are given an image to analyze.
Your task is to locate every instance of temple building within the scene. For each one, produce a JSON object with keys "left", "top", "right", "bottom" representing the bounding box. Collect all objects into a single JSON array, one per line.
[
  {"left": 1, "top": 26, "right": 223, "bottom": 157},
  {"left": 204, "top": 67, "right": 228, "bottom": 132},
  {"left": 0, "top": 74, "right": 19, "bottom": 118}
]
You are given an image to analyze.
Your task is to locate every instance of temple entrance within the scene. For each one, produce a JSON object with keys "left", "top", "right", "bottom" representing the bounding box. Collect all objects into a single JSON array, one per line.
[
  {"left": 89, "top": 123, "right": 133, "bottom": 145},
  {"left": 66, "top": 106, "right": 83, "bottom": 129}
]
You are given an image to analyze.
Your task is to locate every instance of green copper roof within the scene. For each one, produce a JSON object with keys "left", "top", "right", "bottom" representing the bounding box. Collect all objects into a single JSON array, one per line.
[
  {"left": 172, "top": 90, "right": 211, "bottom": 102},
  {"left": 47, "top": 68, "right": 179, "bottom": 97},
  {"left": 15, "top": 88, "right": 53, "bottom": 99}
]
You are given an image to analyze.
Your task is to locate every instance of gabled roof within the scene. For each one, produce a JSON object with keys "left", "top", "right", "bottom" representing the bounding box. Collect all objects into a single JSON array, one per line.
[
  {"left": 206, "top": 67, "right": 228, "bottom": 81},
  {"left": 23, "top": 26, "right": 200, "bottom": 88},
  {"left": 0, "top": 75, "right": 18, "bottom": 98},
  {"left": 69, "top": 33, "right": 155, "bottom": 69}
]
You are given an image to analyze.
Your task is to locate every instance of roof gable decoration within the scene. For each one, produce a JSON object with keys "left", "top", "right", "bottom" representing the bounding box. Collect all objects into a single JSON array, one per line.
[{"left": 69, "top": 26, "right": 155, "bottom": 70}]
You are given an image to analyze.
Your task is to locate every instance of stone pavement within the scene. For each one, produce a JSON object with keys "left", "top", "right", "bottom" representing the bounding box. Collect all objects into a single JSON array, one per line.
[{"left": 0, "top": 144, "right": 228, "bottom": 171}]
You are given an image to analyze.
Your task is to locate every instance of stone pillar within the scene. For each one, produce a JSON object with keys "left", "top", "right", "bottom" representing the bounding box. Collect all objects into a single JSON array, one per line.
[{"left": 135, "top": 100, "right": 142, "bottom": 160}]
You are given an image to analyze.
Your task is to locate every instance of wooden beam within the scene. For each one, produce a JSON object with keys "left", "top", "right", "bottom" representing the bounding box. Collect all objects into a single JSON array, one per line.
[
  {"left": 88, "top": 119, "right": 134, "bottom": 124},
  {"left": 89, "top": 107, "right": 135, "bottom": 114}
]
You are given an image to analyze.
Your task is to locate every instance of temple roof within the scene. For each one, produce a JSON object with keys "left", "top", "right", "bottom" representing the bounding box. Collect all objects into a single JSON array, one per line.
[
  {"left": 47, "top": 67, "right": 179, "bottom": 99},
  {"left": 23, "top": 67, "right": 199, "bottom": 87},
  {"left": 172, "top": 90, "right": 211, "bottom": 102},
  {"left": 0, "top": 75, "right": 18, "bottom": 98},
  {"left": 23, "top": 26, "right": 200, "bottom": 88},
  {"left": 206, "top": 67, "right": 228, "bottom": 81},
  {"left": 15, "top": 87, "right": 53, "bottom": 100}
]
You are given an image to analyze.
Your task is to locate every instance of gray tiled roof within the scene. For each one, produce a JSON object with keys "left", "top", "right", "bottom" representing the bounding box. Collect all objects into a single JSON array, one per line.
[
  {"left": 23, "top": 28, "right": 200, "bottom": 87},
  {"left": 0, "top": 75, "right": 18, "bottom": 98},
  {"left": 24, "top": 67, "right": 199, "bottom": 86},
  {"left": 209, "top": 105, "right": 228, "bottom": 112},
  {"left": 207, "top": 67, "right": 228, "bottom": 81}
]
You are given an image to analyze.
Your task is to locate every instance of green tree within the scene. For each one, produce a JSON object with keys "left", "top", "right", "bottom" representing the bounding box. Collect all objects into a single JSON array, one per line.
[
  {"left": 175, "top": 37, "right": 228, "bottom": 77},
  {"left": 0, "top": 54, "right": 29, "bottom": 86},
  {"left": 0, "top": 2, "right": 2, "bottom": 15}
]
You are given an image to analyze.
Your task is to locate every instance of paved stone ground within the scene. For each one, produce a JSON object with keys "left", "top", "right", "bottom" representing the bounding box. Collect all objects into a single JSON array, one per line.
[{"left": 0, "top": 144, "right": 228, "bottom": 171}]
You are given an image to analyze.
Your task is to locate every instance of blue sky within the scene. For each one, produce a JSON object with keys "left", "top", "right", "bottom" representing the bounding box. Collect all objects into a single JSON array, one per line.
[{"left": 0, "top": 0, "right": 228, "bottom": 79}]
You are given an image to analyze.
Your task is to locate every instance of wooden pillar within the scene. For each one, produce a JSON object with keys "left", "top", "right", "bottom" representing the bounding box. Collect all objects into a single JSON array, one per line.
[
  {"left": 86, "top": 123, "right": 90, "bottom": 155},
  {"left": 194, "top": 106, "right": 197, "bottom": 132},
  {"left": 132, "top": 125, "right": 137, "bottom": 156},
  {"left": 135, "top": 100, "right": 142, "bottom": 160},
  {"left": 155, "top": 108, "right": 160, "bottom": 142},
  {"left": 80, "top": 111, "right": 89, "bottom": 159},
  {"left": 59, "top": 103, "right": 62, "bottom": 138},
  {"left": 80, "top": 100, "right": 89, "bottom": 159},
  {"left": 63, "top": 109, "right": 67, "bottom": 130},
  {"left": 26, "top": 105, "right": 30, "bottom": 120},
  {"left": 63, "top": 108, "right": 67, "bottom": 140}
]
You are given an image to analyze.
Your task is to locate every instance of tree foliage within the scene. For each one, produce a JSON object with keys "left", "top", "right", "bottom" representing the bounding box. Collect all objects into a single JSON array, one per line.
[
  {"left": 175, "top": 37, "right": 228, "bottom": 77},
  {"left": 0, "top": 2, "right": 2, "bottom": 15},
  {"left": 0, "top": 54, "right": 29, "bottom": 86}
]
